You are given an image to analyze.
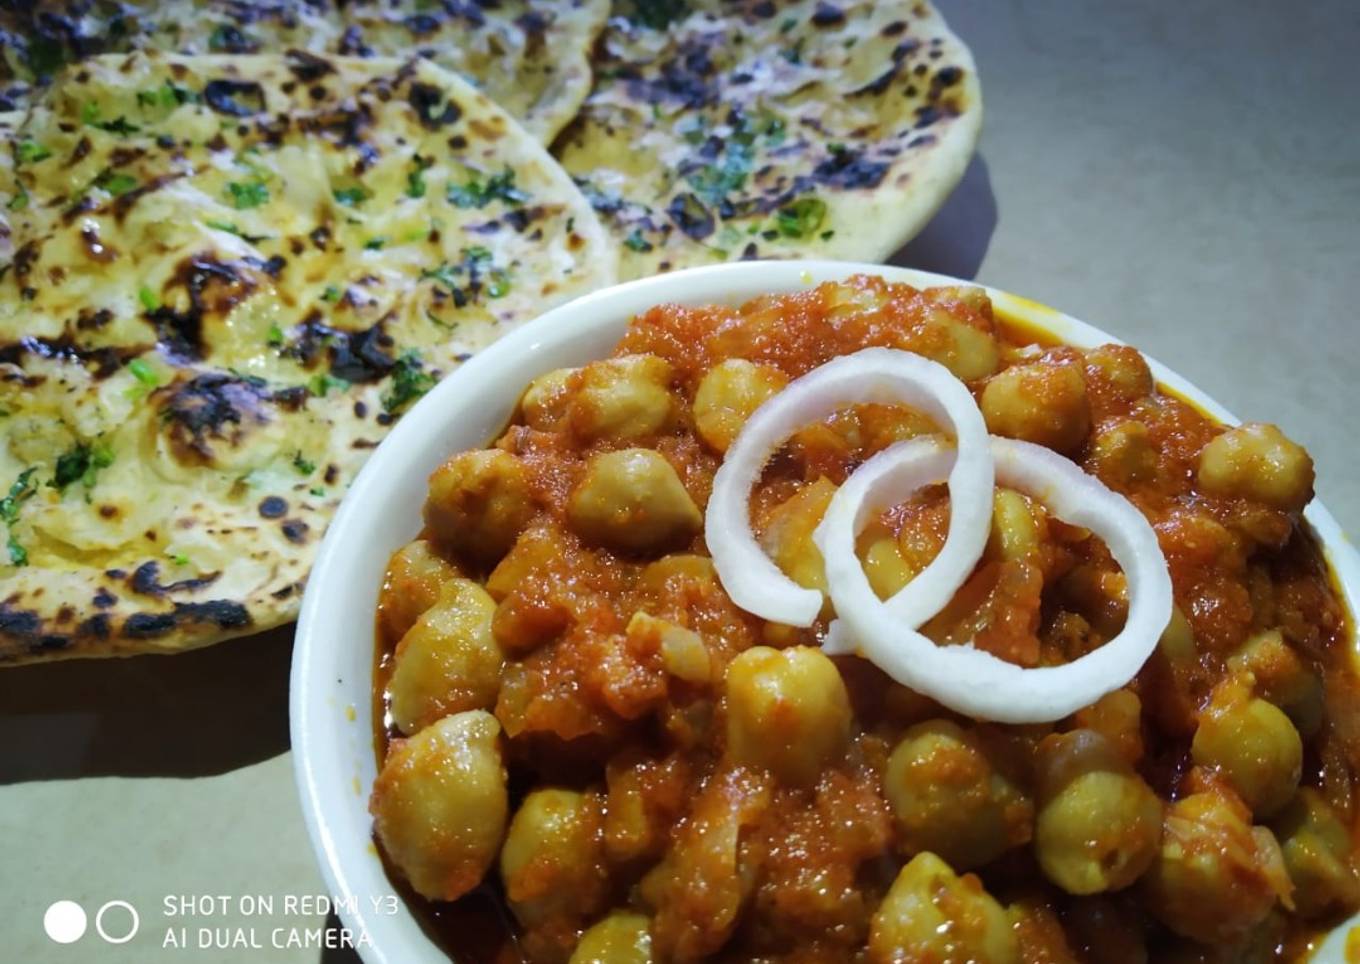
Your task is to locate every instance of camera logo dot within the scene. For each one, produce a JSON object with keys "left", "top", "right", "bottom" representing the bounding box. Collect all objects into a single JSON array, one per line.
[
  {"left": 44, "top": 900, "right": 139, "bottom": 944},
  {"left": 43, "top": 901, "right": 87, "bottom": 944},
  {"left": 96, "top": 901, "right": 140, "bottom": 944}
]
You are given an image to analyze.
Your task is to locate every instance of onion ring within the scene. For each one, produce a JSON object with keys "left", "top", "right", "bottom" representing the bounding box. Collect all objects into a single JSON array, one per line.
[
  {"left": 815, "top": 436, "right": 1173, "bottom": 723},
  {"left": 705, "top": 348, "right": 994, "bottom": 627}
]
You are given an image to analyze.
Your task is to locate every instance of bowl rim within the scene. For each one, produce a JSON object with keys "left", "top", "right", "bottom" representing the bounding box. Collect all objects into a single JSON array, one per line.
[{"left": 290, "top": 260, "right": 1360, "bottom": 963}]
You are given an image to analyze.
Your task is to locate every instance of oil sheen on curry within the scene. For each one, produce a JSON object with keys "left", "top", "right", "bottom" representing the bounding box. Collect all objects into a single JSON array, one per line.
[{"left": 370, "top": 276, "right": 1357, "bottom": 963}]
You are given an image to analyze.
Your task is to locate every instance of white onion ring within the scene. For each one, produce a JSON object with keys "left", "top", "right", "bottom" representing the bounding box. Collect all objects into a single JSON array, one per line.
[
  {"left": 814, "top": 436, "right": 1173, "bottom": 723},
  {"left": 705, "top": 348, "right": 994, "bottom": 627}
]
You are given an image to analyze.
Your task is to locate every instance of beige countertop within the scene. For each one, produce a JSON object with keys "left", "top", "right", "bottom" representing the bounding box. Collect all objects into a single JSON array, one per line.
[{"left": 2, "top": 1, "right": 1356, "bottom": 961}]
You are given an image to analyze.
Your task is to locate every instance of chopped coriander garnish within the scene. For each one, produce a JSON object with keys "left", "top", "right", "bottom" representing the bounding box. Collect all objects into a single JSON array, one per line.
[
  {"left": 138, "top": 285, "right": 159, "bottom": 311},
  {"left": 446, "top": 168, "right": 528, "bottom": 209},
  {"left": 227, "top": 180, "right": 269, "bottom": 209},
  {"left": 624, "top": 229, "right": 654, "bottom": 253},
  {"left": 1, "top": 468, "right": 38, "bottom": 566},
  {"left": 774, "top": 197, "right": 827, "bottom": 238},
  {"left": 464, "top": 245, "right": 492, "bottom": 264},
  {"left": 266, "top": 323, "right": 284, "bottom": 347},
  {"left": 333, "top": 186, "right": 368, "bottom": 207},
  {"left": 8, "top": 187, "right": 28, "bottom": 212},
  {"left": 292, "top": 451, "right": 316, "bottom": 475},
  {"left": 406, "top": 156, "right": 432, "bottom": 199},
  {"left": 686, "top": 140, "right": 754, "bottom": 206},
  {"left": 49, "top": 443, "right": 115, "bottom": 494},
  {"left": 95, "top": 171, "right": 138, "bottom": 197},
  {"left": 381, "top": 350, "right": 436, "bottom": 415},
  {"left": 138, "top": 83, "right": 196, "bottom": 110},
  {"left": 309, "top": 486, "right": 326, "bottom": 497},
  {"left": 82, "top": 103, "right": 140, "bottom": 135},
  {"left": 486, "top": 270, "right": 511, "bottom": 298},
  {"left": 168, "top": 551, "right": 191, "bottom": 566},
  {"left": 779, "top": 16, "right": 797, "bottom": 32},
  {"left": 421, "top": 263, "right": 467, "bottom": 306},
  {"left": 363, "top": 237, "right": 386, "bottom": 250},
  {"left": 426, "top": 309, "right": 456, "bottom": 330},
  {"left": 819, "top": 229, "right": 835, "bottom": 240},
  {"left": 321, "top": 285, "right": 342, "bottom": 303},
  {"left": 309, "top": 372, "right": 351, "bottom": 397},
  {"left": 16, "top": 140, "right": 51, "bottom": 164},
  {"left": 127, "top": 357, "right": 160, "bottom": 386},
  {"left": 204, "top": 219, "right": 244, "bottom": 236}
]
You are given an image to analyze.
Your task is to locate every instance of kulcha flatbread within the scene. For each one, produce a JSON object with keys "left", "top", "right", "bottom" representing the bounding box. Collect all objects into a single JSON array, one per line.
[
  {"left": 0, "top": 51, "right": 616, "bottom": 662},
  {"left": 0, "top": 0, "right": 609, "bottom": 142},
  {"left": 556, "top": 0, "right": 982, "bottom": 278}
]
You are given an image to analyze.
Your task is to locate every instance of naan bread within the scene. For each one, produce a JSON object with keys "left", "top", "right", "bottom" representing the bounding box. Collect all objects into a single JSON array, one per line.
[
  {"left": 0, "top": 0, "right": 609, "bottom": 142},
  {"left": 0, "top": 51, "right": 616, "bottom": 662},
  {"left": 556, "top": 0, "right": 982, "bottom": 278}
]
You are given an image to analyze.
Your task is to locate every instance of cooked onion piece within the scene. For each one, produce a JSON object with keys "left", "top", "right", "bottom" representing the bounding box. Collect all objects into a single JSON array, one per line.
[
  {"left": 816, "top": 437, "right": 1173, "bottom": 723},
  {"left": 705, "top": 348, "right": 994, "bottom": 628}
]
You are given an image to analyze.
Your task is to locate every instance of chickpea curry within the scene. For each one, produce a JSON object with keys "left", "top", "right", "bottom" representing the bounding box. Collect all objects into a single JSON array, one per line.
[{"left": 370, "top": 276, "right": 1357, "bottom": 963}]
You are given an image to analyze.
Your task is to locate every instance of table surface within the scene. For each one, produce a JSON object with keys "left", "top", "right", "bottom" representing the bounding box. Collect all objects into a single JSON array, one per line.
[{"left": 3, "top": 1, "right": 1357, "bottom": 960}]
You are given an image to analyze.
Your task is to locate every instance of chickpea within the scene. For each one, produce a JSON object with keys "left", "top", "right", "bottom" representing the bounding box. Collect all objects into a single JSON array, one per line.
[
  {"left": 1160, "top": 605, "right": 1197, "bottom": 663},
  {"left": 567, "top": 448, "right": 701, "bottom": 554},
  {"left": 1191, "top": 687, "right": 1302, "bottom": 817},
  {"left": 1197, "top": 422, "right": 1314, "bottom": 513},
  {"left": 981, "top": 360, "right": 1091, "bottom": 454},
  {"left": 501, "top": 788, "right": 605, "bottom": 928},
  {"left": 868, "top": 852, "right": 1017, "bottom": 964},
  {"left": 1090, "top": 418, "right": 1157, "bottom": 486},
  {"left": 639, "top": 553, "right": 717, "bottom": 594},
  {"left": 760, "top": 477, "right": 838, "bottom": 598},
  {"left": 926, "top": 284, "right": 993, "bottom": 316},
  {"left": 987, "top": 488, "right": 1042, "bottom": 562},
  {"left": 945, "top": 320, "right": 1003, "bottom": 381},
  {"left": 1229, "top": 629, "right": 1324, "bottom": 737},
  {"left": 1073, "top": 689, "right": 1145, "bottom": 764},
  {"left": 569, "top": 354, "right": 675, "bottom": 442},
  {"left": 919, "top": 307, "right": 1002, "bottom": 381},
  {"left": 693, "top": 358, "right": 789, "bottom": 453},
  {"left": 377, "top": 539, "right": 461, "bottom": 643},
  {"left": 859, "top": 525, "right": 914, "bottom": 600},
  {"left": 724, "top": 646, "right": 851, "bottom": 785},
  {"left": 628, "top": 611, "right": 712, "bottom": 684},
  {"left": 883, "top": 719, "right": 1032, "bottom": 870},
  {"left": 1085, "top": 344, "right": 1154, "bottom": 402},
  {"left": 1006, "top": 897, "right": 1082, "bottom": 962},
  {"left": 1141, "top": 791, "right": 1288, "bottom": 944},
  {"left": 1145, "top": 605, "right": 1205, "bottom": 737},
  {"left": 425, "top": 449, "right": 535, "bottom": 565},
  {"left": 388, "top": 579, "right": 503, "bottom": 734},
  {"left": 570, "top": 912, "right": 653, "bottom": 964},
  {"left": 370, "top": 710, "right": 506, "bottom": 901},
  {"left": 1273, "top": 788, "right": 1360, "bottom": 918},
  {"left": 520, "top": 367, "right": 578, "bottom": 429},
  {"left": 1033, "top": 730, "right": 1162, "bottom": 894}
]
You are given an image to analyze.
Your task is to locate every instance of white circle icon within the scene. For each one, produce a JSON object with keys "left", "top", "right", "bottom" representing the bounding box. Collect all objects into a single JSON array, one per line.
[
  {"left": 95, "top": 901, "right": 140, "bottom": 944},
  {"left": 43, "top": 901, "right": 87, "bottom": 944}
]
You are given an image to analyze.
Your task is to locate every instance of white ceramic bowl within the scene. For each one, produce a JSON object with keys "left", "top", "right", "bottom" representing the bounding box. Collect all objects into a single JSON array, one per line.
[{"left": 290, "top": 261, "right": 1360, "bottom": 963}]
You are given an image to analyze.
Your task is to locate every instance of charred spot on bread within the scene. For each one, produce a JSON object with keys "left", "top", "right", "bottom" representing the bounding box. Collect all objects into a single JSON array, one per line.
[{"left": 203, "top": 78, "right": 267, "bottom": 117}]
